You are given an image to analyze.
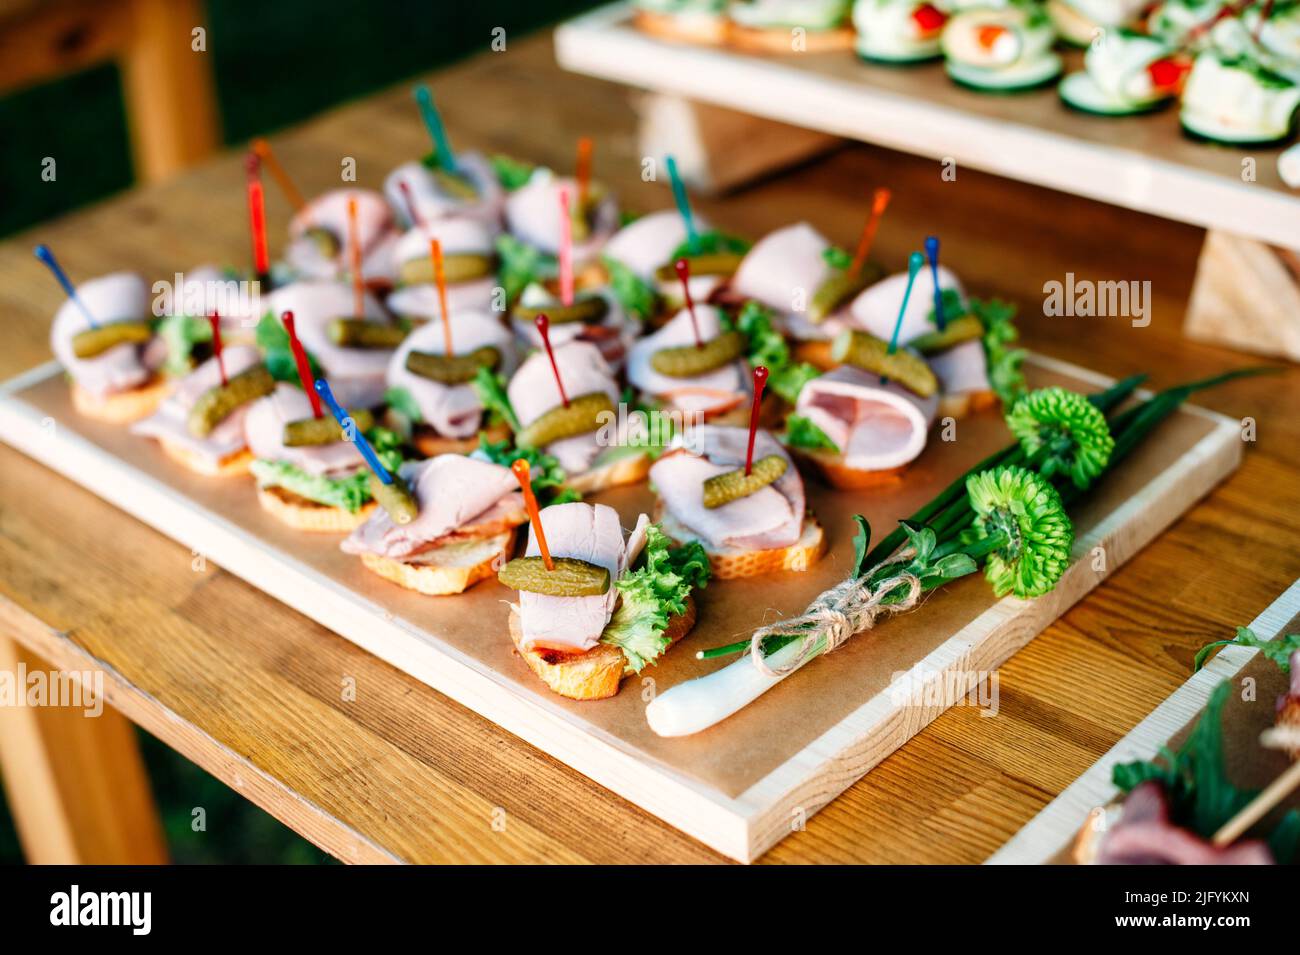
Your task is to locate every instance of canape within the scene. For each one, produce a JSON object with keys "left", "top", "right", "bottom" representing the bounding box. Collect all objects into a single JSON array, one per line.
[
  {"left": 387, "top": 218, "right": 498, "bottom": 315},
  {"left": 1059, "top": 29, "right": 1186, "bottom": 115},
  {"left": 340, "top": 454, "right": 526, "bottom": 595},
  {"left": 726, "top": 0, "right": 857, "bottom": 52},
  {"left": 853, "top": 0, "right": 949, "bottom": 63},
  {"left": 1180, "top": 49, "right": 1300, "bottom": 145},
  {"left": 384, "top": 308, "right": 517, "bottom": 456},
  {"left": 633, "top": 0, "right": 731, "bottom": 44},
  {"left": 48, "top": 270, "right": 170, "bottom": 423},
  {"left": 384, "top": 154, "right": 506, "bottom": 232},
  {"left": 283, "top": 188, "right": 398, "bottom": 286},
  {"left": 131, "top": 345, "right": 272, "bottom": 475},
  {"left": 941, "top": 1, "right": 1063, "bottom": 91},
  {"left": 650, "top": 423, "right": 826, "bottom": 578},
  {"left": 625, "top": 303, "right": 750, "bottom": 423},
  {"left": 504, "top": 167, "right": 619, "bottom": 266},
  {"left": 600, "top": 208, "right": 728, "bottom": 318},
  {"left": 511, "top": 280, "right": 637, "bottom": 371},
  {"left": 499, "top": 502, "right": 708, "bottom": 701}
]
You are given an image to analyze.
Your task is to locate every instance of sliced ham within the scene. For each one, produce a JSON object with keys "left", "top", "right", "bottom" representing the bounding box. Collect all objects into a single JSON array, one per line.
[
  {"left": 516, "top": 502, "right": 650, "bottom": 653},
  {"left": 626, "top": 304, "right": 745, "bottom": 415},
  {"left": 729, "top": 222, "right": 834, "bottom": 317},
  {"left": 169, "top": 265, "right": 263, "bottom": 335},
  {"left": 651, "top": 425, "right": 804, "bottom": 550},
  {"left": 243, "top": 383, "right": 364, "bottom": 476},
  {"left": 393, "top": 217, "right": 494, "bottom": 268},
  {"left": 341, "top": 455, "right": 522, "bottom": 559},
  {"left": 602, "top": 209, "right": 710, "bottom": 280},
  {"left": 383, "top": 155, "right": 505, "bottom": 230},
  {"left": 387, "top": 279, "right": 496, "bottom": 319},
  {"left": 507, "top": 340, "right": 620, "bottom": 429},
  {"left": 795, "top": 366, "right": 938, "bottom": 470},
  {"left": 50, "top": 272, "right": 157, "bottom": 398},
  {"left": 504, "top": 168, "right": 619, "bottom": 263},
  {"left": 386, "top": 309, "right": 516, "bottom": 438},
  {"left": 925, "top": 338, "right": 991, "bottom": 397},
  {"left": 285, "top": 188, "right": 396, "bottom": 282},
  {"left": 510, "top": 283, "right": 635, "bottom": 371},
  {"left": 848, "top": 264, "right": 963, "bottom": 344},
  {"left": 1093, "top": 782, "right": 1274, "bottom": 865},
  {"left": 131, "top": 345, "right": 262, "bottom": 465}
]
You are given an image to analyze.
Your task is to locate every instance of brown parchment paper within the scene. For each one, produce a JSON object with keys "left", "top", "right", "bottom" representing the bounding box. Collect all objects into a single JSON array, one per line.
[
  {"left": 15, "top": 363, "right": 1220, "bottom": 799},
  {"left": 1049, "top": 608, "right": 1300, "bottom": 864}
]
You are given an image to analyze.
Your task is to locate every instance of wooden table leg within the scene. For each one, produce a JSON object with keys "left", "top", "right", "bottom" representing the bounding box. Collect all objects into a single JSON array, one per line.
[
  {"left": 1184, "top": 230, "right": 1300, "bottom": 362},
  {"left": 0, "top": 635, "right": 168, "bottom": 864}
]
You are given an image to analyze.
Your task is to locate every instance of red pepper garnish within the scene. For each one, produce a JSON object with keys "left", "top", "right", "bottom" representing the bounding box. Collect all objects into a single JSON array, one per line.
[
  {"left": 1146, "top": 56, "right": 1192, "bottom": 93},
  {"left": 911, "top": 3, "right": 947, "bottom": 35}
]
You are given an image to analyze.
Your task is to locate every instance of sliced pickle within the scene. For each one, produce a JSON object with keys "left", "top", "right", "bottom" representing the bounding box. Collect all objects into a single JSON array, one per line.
[
  {"left": 568, "top": 183, "right": 607, "bottom": 243},
  {"left": 327, "top": 318, "right": 408, "bottom": 349},
  {"left": 808, "top": 267, "right": 876, "bottom": 323},
  {"left": 397, "top": 251, "right": 495, "bottom": 287},
  {"left": 432, "top": 168, "right": 479, "bottom": 201},
  {"left": 512, "top": 295, "right": 609, "bottom": 325},
  {"left": 497, "top": 556, "right": 610, "bottom": 596},
  {"left": 830, "top": 330, "right": 938, "bottom": 398},
  {"left": 649, "top": 331, "right": 744, "bottom": 378},
  {"left": 653, "top": 252, "right": 745, "bottom": 283},
  {"left": 71, "top": 321, "right": 153, "bottom": 359},
  {"left": 404, "top": 346, "right": 500, "bottom": 384},
  {"left": 282, "top": 408, "right": 375, "bottom": 446},
  {"left": 303, "top": 226, "right": 341, "bottom": 260},
  {"left": 906, "top": 314, "right": 984, "bottom": 355},
  {"left": 702, "top": 455, "right": 788, "bottom": 509},
  {"left": 368, "top": 473, "right": 419, "bottom": 526},
  {"left": 515, "top": 392, "right": 615, "bottom": 449},
  {"left": 187, "top": 364, "right": 275, "bottom": 437}
]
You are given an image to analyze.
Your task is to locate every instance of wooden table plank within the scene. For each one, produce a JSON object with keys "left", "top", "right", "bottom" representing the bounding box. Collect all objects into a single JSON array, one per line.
[{"left": 1, "top": 34, "right": 1297, "bottom": 864}]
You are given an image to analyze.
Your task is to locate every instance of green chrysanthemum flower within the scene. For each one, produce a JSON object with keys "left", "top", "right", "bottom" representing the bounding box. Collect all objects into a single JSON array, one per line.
[
  {"left": 962, "top": 465, "right": 1074, "bottom": 599},
  {"left": 1006, "top": 387, "right": 1115, "bottom": 490}
]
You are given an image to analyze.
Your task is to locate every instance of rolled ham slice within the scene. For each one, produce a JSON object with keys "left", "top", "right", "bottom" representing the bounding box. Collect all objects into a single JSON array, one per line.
[
  {"left": 626, "top": 304, "right": 745, "bottom": 417},
  {"left": 386, "top": 309, "right": 516, "bottom": 438},
  {"left": 50, "top": 272, "right": 159, "bottom": 398},
  {"left": 729, "top": 222, "right": 834, "bottom": 318},
  {"left": 924, "top": 338, "right": 991, "bottom": 398},
  {"left": 602, "top": 208, "right": 710, "bottom": 280},
  {"left": 516, "top": 502, "right": 650, "bottom": 653},
  {"left": 651, "top": 425, "right": 804, "bottom": 550},
  {"left": 847, "top": 264, "right": 963, "bottom": 344},
  {"left": 268, "top": 281, "right": 395, "bottom": 409},
  {"left": 1092, "top": 782, "right": 1274, "bottom": 865},
  {"left": 131, "top": 345, "right": 262, "bottom": 466},
  {"left": 341, "top": 455, "right": 522, "bottom": 559},
  {"left": 795, "top": 366, "right": 938, "bottom": 471},
  {"left": 510, "top": 283, "right": 635, "bottom": 370},
  {"left": 383, "top": 154, "right": 505, "bottom": 230},
  {"left": 285, "top": 188, "right": 397, "bottom": 282},
  {"left": 504, "top": 168, "right": 619, "bottom": 263},
  {"left": 243, "top": 383, "right": 364, "bottom": 477}
]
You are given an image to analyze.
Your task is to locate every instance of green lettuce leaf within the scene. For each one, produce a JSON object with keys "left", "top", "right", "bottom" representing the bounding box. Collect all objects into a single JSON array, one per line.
[
  {"left": 489, "top": 153, "right": 536, "bottom": 191},
  {"left": 475, "top": 435, "right": 579, "bottom": 505},
  {"left": 969, "top": 297, "right": 1026, "bottom": 407},
  {"left": 1194, "top": 627, "right": 1300, "bottom": 673},
  {"left": 821, "top": 245, "right": 853, "bottom": 271},
  {"left": 602, "top": 256, "right": 659, "bottom": 322},
  {"left": 255, "top": 312, "right": 322, "bottom": 384},
  {"left": 601, "top": 525, "right": 710, "bottom": 673},
  {"left": 732, "top": 300, "right": 821, "bottom": 404},
  {"left": 669, "top": 229, "right": 750, "bottom": 261},
  {"left": 785, "top": 413, "right": 839, "bottom": 452},
  {"left": 496, "top": 234, "right": 555, "bottom": 303},
  {"left": 250, "top": 459, "right": 371, "bottom": 512},
  {"left": 472, "top": 366, "right": 520, "bottom": 433},
  {"left": 384, "top": 385, "right": 423, "bottom": 424}
]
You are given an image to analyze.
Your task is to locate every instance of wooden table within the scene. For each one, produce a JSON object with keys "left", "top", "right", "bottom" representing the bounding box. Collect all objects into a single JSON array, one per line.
[{"left": 1, "top": 34, "right": 1297, "bottom": 865}]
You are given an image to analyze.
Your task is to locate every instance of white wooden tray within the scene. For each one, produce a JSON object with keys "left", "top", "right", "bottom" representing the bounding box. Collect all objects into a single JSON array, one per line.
[
  {"left": 0, "top": 354, "right": 1241, "bottom": 862},
  {"left": 555, "top": 3, "right": 1300, "bottom": 249}
]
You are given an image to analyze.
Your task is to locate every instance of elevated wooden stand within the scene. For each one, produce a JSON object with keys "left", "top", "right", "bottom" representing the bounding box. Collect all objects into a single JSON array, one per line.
[{"left": 1185, "top": 231, "right": 1300, "bottom": 363}]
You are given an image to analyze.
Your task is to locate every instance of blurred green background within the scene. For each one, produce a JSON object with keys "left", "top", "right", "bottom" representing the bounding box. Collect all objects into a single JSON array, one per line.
[{"left": 0, "top": 0, "right": 592, "bottom": 863}]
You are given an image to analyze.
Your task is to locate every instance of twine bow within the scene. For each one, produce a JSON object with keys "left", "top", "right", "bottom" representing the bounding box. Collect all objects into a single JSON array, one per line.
[{"left": 749, "top": 552, "right": 922, "bottom": 678}]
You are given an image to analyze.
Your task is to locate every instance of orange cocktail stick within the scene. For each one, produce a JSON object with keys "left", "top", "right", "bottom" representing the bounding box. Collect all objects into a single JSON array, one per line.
[
  {"left": 850, "top": 187, "right": 891, "bottom": 277},
  {"left": 252, "top": 138, "right": 306, "bottom": 212},
  {"left": 430, "top": 238, "right": 452, "bottom": 356},
  {"left": 576, "top": 136, "right": 593, "bottom": 207},
  {"left": 512, "top": 459, "right": 554, "bottom": 571},
  {"left": 346, "top": 196, "right": 364, "bottom": 317}
]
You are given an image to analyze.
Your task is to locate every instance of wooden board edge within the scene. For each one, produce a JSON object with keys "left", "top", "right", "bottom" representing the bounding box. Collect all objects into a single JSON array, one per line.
[
  {"left": 733, "top": 390, "right": 1243, "bottom": 861},
  {"left": 553, "top": 3, "right": 1300, "bottom": 249},
  {"left": 985, "top": 578, "right": 1300, "bottom": 864}
]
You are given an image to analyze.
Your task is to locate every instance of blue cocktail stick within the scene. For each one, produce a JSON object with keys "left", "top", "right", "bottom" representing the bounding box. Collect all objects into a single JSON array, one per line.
[
  {"left": 314, "top": 378, "right": 392, "bottom": 484},
  {"left": 414, "top": 85, "right": 456, "bottom": 172},
  {"left": 883, "top": 251, "right": 925, "bottom": 383},
  {"left": 34, "top": 244, "right": 98, "bottom": 329},
  {"left": 925, "top": 235, "right": 946, "bottom": 331},
  {"left": 665, "top": 155, "right": 699, "bottom": 255}
]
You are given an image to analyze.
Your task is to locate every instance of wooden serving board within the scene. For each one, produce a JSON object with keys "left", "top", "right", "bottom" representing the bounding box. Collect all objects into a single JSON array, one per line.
[
  {"left": 989, "top": 578, "right": 1300, "bottom": 864},
  {"left": 0, "top": 354, "right": 1240, "bottom": 862},
  {"left": 555, "top": 4, "right": 1300, "bottom": 250}
]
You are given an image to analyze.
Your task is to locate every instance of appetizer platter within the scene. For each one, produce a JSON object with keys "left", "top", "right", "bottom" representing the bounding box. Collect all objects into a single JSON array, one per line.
[
  {"left": 0, "top": 96, "right": 1251, "bottom": 862},
  {"left": 555, "top": 2, "right": 1300, "bottom": 249},
  {"left": 990, "top": 578, "right": 1300, "bottom": 864}
]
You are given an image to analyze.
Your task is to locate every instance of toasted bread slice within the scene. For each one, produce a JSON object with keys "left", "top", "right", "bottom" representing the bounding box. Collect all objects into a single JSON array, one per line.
[
  {"left": 634, "top": 9, "right": 728, "bottom": 44},
  {"left": 791, "top": 339, "right": 836, "bottom": 372},
  {"left": 566, "top": 450, "right": 652, "bottom": 494},
  {"left": 788, "top": 445, "right": 910, "bottom": 490},
  {"left": 1278, "top": 694, "right": 1300, "bottom": 762},
  {"left": 507, "top": 596, "right": 698, "bottom": 701},
  {"left": 256, "top": 485, "right": 376, "bottom": 532},
  {"left": 71, "top": 376, "right": 171, "bottom": 424},
  {"left": 937, "top": 389, "right": 1001, "bottom": 420},
  {"left": 359, "top": 528, "right": 516, "bottom": 596},
  {"left": 412, "top": 421, "right": 510, "bottom": 457},
  {"left": 727, "top": 23, "right": 854, "bottom": 54},
  {"left": 654, "top": 502, "right": 827, "bottom": 578},
  {"left": 160, "top": 442, "right": 254, "bottom": 477}
]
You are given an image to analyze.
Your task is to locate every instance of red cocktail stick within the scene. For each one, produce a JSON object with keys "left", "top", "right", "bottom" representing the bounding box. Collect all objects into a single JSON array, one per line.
[
  {"left": 246, "top": 154, "right": 270, "bottom": 279},
  {"left": 430, "top": 238, "right": 452, "bottom": 356},
  {"left": 399, "top": 180, "right": 424, "bottom": 229},
  {"left": 512, "top": 458, "right": 554, "bottom": 572},
  {"left": 576, "top": 136, "right": 593, "bottom": 207},
  {"left": 208, "top": 312, "right": 227, "bottom": 387},
  {"left": 534, "top": 313, "right": 569, "bottom": 408},
  {"left": 251, "top": 138, "right": 305, "bottom": 212},
  {"left": 850, "top": 187, "right": 891, "bottom": 277},
  {"left": 282, "top": 310, "right": 322, "bottom": 418},
  {"left": 346, "top": 196, "right": 364, "bottom": 318},
  {"left": 745, "top": 366, "right": 768, "bottom": 477},
  {"left": 558, "top": 186, "right": 575, "bottom": 308},
  {"left": 674, "top": 257, "right": 703, "bottom": 349}
]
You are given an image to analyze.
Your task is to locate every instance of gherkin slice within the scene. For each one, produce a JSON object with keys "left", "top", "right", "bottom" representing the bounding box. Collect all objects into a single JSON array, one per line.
[
  {"left": 702, "top": 455, "right": 788, "bottom": 508},
  {"left": 302, "top": 226, "right": 341, "bottom": 260},
  {"left": 514, "top": 392, "right": 615, "bottom": 449},
  {"left": 71, "top": 320, "right": 154, "bottom": 359},
  {"left": 906, "top": 314, "right": 984, "bottom": 355},
  {"left": 497, "top": 556, "right": 611, "bottom": 596},
  {"left": 397, "top": 252, "right": 495, "bottom": 287},
  {"left": 187, "top": 364, "right": 276, "bottom": 437},
  {"left": 282, "top": 408, "right": 375, "bottom": 446},
  {"left": 512, "top": 295, "right": 609, "bottom": 325},
  {"left": 369, "top": 473, "right": 419, "bottom": 525},
  {"left": 649, "top": 331, "right": 744, "bottom": 378},
  {"left": 830, "top": 330, "right": 938, "bottom": 398},
  {"left": 653, "top": 252, "right": 744, "bottom": 283},
  {"left": 327, "top": 318, "right": 408, "bottom": 349},
  {"left": 432, "top": 168, "right": 479, "bottom": 201},
  {"left": 808, "top": 266, "right": 878, "bottom": 323},
  {"left": 404, "top": 346, "right": 500, "bottom": 384}
]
